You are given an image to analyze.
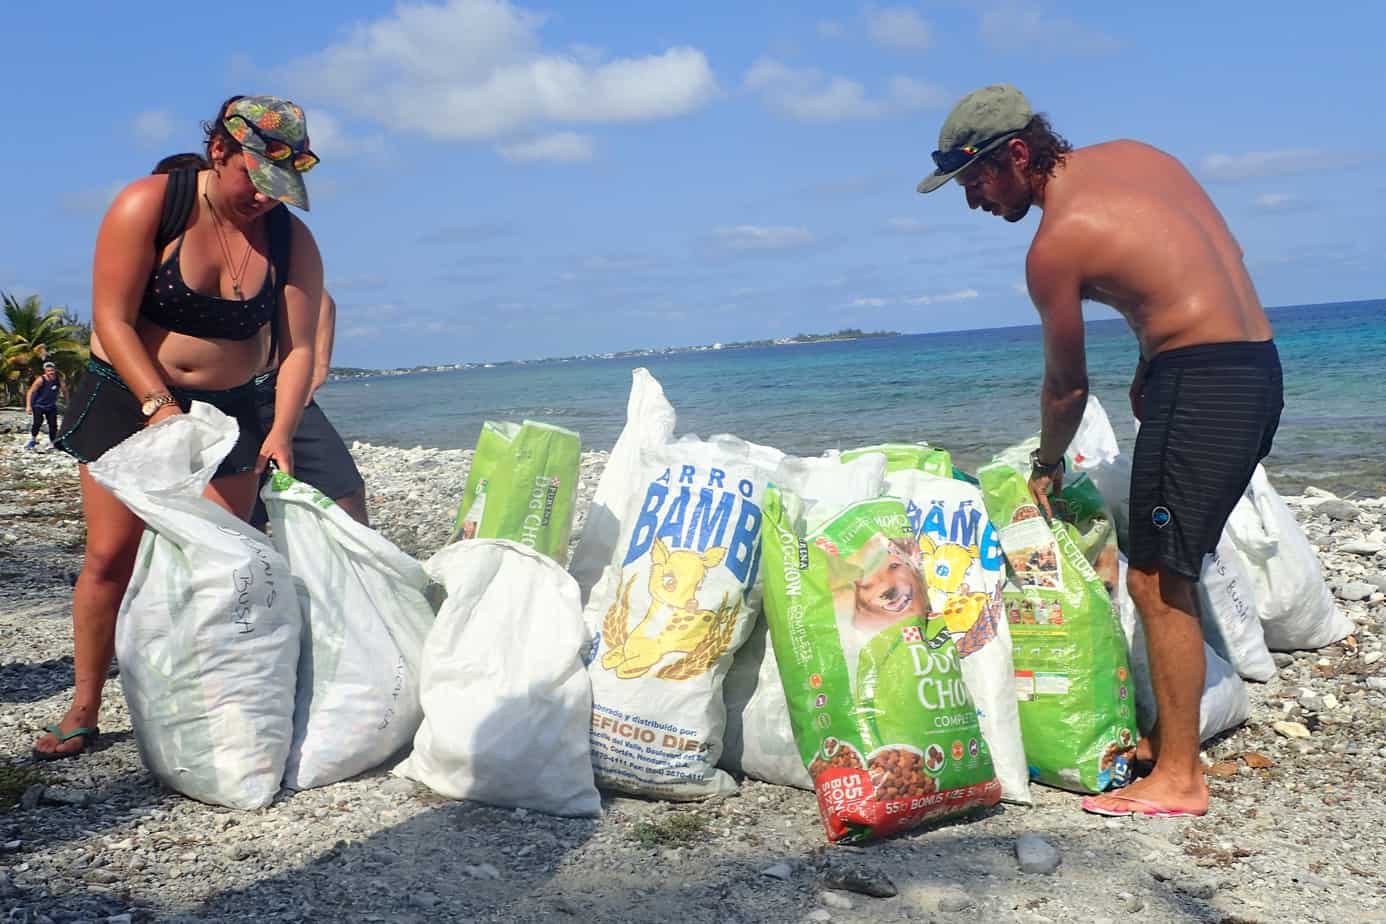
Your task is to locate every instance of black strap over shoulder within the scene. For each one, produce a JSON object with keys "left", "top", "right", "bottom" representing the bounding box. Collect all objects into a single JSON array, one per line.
[
  {"left": 266, "top": 204, "right": 293, "bottom": 364},
  {"left": 154, "top": 167, "right": 198, "bottom": 252}
]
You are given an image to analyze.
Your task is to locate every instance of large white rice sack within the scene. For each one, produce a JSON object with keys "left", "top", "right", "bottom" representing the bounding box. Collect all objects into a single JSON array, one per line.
[
  {"left": 1224, "top": 466, "right": 1352, "bottom": 651},
  {"left": 568, "top": 369, "right": 676, "bottom": 603},
  {"left": 586, "top": 435, "right": 781, "bottom": 800},
  {"left": 1116, "top": 557, "right": 1249, "bottom": 742},
  {"left": 396, "top": 541, "right": 599, "bottom": 817},
  {"left": 1067, "top": 395, "right": 1133, "bottom": 550},
  {"left": 90, "top": 403, "right": 300, "bottom": 810},
  {"left": 263, "top": 473, "right": 435, "bottom": 790},
  {"left": 1196, "top": 537, "right": 1276, "bottom": 682}
]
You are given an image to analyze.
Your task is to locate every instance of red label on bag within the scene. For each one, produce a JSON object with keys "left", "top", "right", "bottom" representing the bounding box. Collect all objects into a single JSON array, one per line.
[{"left": 814, "top": 769, "right": 1003, "bottom": 843}]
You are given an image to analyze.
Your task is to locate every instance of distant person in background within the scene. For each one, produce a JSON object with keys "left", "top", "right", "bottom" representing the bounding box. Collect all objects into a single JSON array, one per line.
[
  {"left": 917, "top": 84, "right": 1281, "bottom": 819},
  {"left": 35, "top": 96, "right": 323, "bottom": 760},
  {"left": 150, "top": 155, "right": 367, "bottom": 529},
  {"left": 25, "top": 361, "right": 67, "bottom": 450}
]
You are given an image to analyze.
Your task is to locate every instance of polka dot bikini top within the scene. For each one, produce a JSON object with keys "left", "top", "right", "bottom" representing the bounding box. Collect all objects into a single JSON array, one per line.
[{"left": 139, "top": 235, "right": 278, "bottom": 341}]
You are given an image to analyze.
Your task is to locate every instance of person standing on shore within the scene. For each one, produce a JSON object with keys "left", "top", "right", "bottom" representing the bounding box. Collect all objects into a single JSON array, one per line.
[
  {"left": 917, "top": 84, "right": 1282, "bottom": 818},
  {"left": 149, "top": 154, "right": 368, "bottom": 528},
  {"left": 24, "top": 361, "right": 67, "bottom": 450},
  {"left": 34, "top": 96, "right": 324, "bottom": 760}
]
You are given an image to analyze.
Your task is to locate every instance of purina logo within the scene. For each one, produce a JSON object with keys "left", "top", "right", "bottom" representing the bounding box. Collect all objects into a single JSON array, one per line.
[{"left": 1151, "top": 506, "right": 1172, "bottom": 529}]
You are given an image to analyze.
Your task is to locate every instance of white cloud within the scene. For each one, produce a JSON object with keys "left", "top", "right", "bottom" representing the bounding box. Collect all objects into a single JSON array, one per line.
[
  {"left": 744, "top": 57, "right": 947, "bottom": 121},
  {"left": 713, "top": 225, "right": 815, "bottom": 252},
  {"left": 132, "top": 110, "right": 175, "bottom": 146},
  {"left": 851, "top": 297, "right": 889, "bottom": 308},
  {"left": 887, "top": 76, "right": 950, "bottom": 109},
  {"left": 1253, "top": 192, "right": 1299, "bottom": 211},
  {"left": 980, "top": 7, "right": 1122, "bottom": 56},
  {"left": 306, "top": 110, "right": 387, "bottom": 160},
  {"left": 1012, "top": 281, "right": 1029, "bottom": 295},
  {"left": 867, "top": 7, "right": 933, "bottom": 51},
  {"left": 905, "top": 288, "right": 979, "bottom": 305},
  {"left": 499, "top": 132, "right": 594, "bottom": 162},
  {"left": 1200, "top": 149, "right": 1375, "bottom": 182},
  {"left": 285, "top": 0, "right": 717, "bottom": 144}
]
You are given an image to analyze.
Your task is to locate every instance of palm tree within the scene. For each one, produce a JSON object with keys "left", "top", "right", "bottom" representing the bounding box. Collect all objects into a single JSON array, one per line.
[{"left": 1, "top": 292, "right": 89, "bottom": 406}]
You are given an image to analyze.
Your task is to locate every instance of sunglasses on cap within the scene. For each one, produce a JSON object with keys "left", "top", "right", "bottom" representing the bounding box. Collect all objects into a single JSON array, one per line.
[
  {"left": 930, "top": 130, "right": 1021, "bottom": 175},
  {"left": 224, "top": 114, "right": 320, "bottom": 173}
]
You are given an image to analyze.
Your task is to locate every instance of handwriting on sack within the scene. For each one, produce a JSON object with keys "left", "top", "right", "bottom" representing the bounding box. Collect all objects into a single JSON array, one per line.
[
  {"left": 623, "top": 464, "right": 762, "bottom": 587},
  {"left": 215, "top": 526, "right": 279, "bottom": 635}
]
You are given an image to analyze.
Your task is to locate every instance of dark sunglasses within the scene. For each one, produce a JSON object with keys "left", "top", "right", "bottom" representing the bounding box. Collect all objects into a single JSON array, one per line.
[
  {"left": 930, "top": 130, "right": 1020, "bottom": 175},
  {"left": 225, "top": 115, "right": 320, "bottom": 173}
]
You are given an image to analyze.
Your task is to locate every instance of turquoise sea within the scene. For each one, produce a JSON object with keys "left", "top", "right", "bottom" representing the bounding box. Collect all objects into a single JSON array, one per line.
[{"left": 315, "top": 299, "right": 1386, "bottom": 496}]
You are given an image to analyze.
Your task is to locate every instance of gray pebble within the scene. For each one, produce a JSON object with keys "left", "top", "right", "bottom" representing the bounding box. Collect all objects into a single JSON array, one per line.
[
  {"left": 1316, "top": 499, "right": 1360, "bottom": 521},
  {"left": 1016, "top": 834, "right": 1062, "bottom": 874},
  {"left": 1338, "top": 582, "right": 1376, "bottom": 602},
  {"left": 1339, "top": 540, "right": 1383, "bottom": 555},
  {"left": 818, "top": 891, "right": 853, "bottom": 910},
  {"left": 1117, "top": 891, "right": 1144, "bottom": 913},
  {"left": 761, "top": 862, "right": 793, "bottom": 881},
  {"left": 819, "top": 867, "right": 897, "bottom": 898},
  {"left": 938, "top": 889, "right": 975, "bottom": 912},
  {"left": 1272, "top": 652, "right": 1295, "bottom": 669}
]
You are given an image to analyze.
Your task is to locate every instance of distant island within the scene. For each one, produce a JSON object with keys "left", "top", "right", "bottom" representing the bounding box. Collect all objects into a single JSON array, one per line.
[{"left": 327, "top": 328, "right": 899, "bottom": 381}]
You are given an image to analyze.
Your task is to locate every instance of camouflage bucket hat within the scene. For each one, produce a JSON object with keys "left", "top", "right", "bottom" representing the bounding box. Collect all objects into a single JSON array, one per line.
[{"left": 223, "top": 96, "right": 318, "bottom": 211}]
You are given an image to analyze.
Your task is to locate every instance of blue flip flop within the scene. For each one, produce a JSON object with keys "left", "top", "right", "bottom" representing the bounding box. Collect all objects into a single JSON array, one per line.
[{"left": 32, "top": 723, "right": 99, "bottom": 762}]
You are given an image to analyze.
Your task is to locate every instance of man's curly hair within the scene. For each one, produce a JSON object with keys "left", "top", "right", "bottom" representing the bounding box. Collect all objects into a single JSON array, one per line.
[{"left": 976, "top": 113, "right": 1072, "bottom": 180}]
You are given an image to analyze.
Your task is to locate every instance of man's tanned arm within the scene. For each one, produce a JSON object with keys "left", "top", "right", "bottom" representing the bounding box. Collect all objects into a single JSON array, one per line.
[{"left": 1026, "top": 231, "right": 1090, "bottom": 468}]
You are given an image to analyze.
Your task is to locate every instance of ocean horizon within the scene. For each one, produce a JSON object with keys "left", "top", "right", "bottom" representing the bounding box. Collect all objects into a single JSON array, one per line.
[{"left": 314, "top": 298, "right": 1386, "bottom": 497}]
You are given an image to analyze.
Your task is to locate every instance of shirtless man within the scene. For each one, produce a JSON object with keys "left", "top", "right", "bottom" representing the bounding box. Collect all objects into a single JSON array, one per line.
[{"left": 918, "top": 85, "right": 1283, "bottom": 818}]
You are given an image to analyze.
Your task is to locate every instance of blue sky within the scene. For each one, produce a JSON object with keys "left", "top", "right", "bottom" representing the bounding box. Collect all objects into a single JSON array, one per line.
[{"left": 5, "top": 2, "right": 1383, "bottom": 368}]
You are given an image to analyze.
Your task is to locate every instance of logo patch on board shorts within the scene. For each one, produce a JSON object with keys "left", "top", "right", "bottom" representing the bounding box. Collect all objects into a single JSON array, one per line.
[{"left": 1151, "top": 506, "right": 1172, "bottom": 529}]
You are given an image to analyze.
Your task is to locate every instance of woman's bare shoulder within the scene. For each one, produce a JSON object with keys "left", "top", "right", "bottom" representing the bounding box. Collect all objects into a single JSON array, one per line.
[{"left": 101, "top": 174, "right": 168, "bottom": 233}]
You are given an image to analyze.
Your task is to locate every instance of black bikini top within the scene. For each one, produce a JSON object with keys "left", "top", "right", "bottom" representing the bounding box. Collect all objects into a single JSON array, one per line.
[{"left": 139, "top": 168, "right": 290, "bottom": 344}]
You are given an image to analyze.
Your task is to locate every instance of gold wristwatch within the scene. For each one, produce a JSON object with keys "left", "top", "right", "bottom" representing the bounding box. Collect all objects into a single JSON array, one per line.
[{"left": 141, "top": 392, "right": 176, "bottom": 417}]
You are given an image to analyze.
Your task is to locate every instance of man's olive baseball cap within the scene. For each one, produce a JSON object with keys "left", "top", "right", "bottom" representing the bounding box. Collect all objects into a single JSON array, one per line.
[{"left": 917, "top": 84, "right": 1033, "bottom": 194}]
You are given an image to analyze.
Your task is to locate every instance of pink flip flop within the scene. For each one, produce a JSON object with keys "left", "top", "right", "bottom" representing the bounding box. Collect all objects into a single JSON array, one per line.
[{"left": 1081, "top": 794, "right": 1206, "bottom": 819}]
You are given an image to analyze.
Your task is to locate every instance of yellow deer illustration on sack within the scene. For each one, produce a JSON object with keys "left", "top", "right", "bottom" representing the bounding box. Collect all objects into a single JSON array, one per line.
[
  {"left": 601, "top": 538, "right": 741, "bottom": 680},
  {"left": 918, "top": 535, "right": 991, "bottom": 635}
]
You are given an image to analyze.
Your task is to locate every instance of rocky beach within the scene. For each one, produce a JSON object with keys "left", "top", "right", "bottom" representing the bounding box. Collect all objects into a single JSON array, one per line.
[{"left": 2, "top": 407, "right": 1385, "bottom": 924}]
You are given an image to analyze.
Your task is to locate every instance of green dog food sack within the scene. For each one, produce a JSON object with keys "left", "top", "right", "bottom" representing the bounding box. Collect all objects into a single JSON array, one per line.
[
  {"left": 450, "top": 420, "right": 580, "bottom": 564},
  {"left": 762, "top": 489, "right": 1001, "bottom": 843},
  {"left": 841, "top": 443, "right": 954, "bottom": 479},
  {"left": 977, "top": 462, "right": 1139, "bottom": 794}
]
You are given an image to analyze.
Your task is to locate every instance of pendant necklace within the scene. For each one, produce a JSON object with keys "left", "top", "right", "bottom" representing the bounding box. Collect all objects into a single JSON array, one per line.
[{"left": 204, "top": 188, "right": 253, "bottom": 301}]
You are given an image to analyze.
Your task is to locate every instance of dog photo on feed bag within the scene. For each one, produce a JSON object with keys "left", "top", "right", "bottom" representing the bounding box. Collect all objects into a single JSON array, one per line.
[{"left": 762, "top": 489, "right": 1001, "bottom": 843}]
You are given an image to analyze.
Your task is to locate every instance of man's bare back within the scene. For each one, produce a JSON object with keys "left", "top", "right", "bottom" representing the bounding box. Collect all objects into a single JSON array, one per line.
[{"left": 1032, "top": 140, "right": 1272, "bottom": 358}]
